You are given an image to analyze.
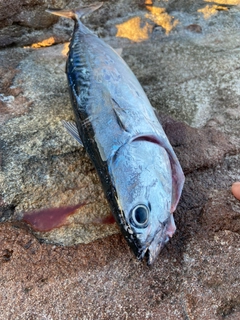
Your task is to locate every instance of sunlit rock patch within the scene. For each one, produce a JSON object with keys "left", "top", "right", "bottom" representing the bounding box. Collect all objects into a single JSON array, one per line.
[{"left": 116, "top": 1, "right": 178, "bottom": 42}]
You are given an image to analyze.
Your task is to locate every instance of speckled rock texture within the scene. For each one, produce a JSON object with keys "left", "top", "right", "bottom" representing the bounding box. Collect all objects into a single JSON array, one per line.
[{"left": 0, "top": 0, "right": 240, "bottom": 319}]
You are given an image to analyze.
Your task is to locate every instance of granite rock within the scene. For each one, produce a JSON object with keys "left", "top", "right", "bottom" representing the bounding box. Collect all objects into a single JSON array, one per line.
[{"left": 0, "top": 0, "right": 70, "bottom": 47}]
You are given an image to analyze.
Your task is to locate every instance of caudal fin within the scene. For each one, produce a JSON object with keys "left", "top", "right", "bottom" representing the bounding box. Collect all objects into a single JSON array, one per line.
[{"left": 46, "top": 2, "right": 103, "bottom": 21}]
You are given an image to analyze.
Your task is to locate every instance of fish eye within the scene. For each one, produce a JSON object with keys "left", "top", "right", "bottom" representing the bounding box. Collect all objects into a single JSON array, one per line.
[{"left": 130, "top": 205, "right": 149, "bottom": 228}]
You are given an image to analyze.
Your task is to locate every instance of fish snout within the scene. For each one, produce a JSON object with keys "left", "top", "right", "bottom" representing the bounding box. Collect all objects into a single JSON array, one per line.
[
  {"left": 144, "top": 215, "right": 175, "bottom": 265},
  {"left": 146, "top": 232, "right": 168, "bottom": 265}
]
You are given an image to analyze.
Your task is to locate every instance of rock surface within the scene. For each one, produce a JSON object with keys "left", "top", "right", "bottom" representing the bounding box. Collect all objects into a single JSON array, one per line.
[{"left": 1, "top": 0, "right": 240, "bottom": 319}]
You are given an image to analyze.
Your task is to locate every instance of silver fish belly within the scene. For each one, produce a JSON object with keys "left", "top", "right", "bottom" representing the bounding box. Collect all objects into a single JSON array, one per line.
[{"left": 47, "top": 3, "right": 185, "bottom": 265}]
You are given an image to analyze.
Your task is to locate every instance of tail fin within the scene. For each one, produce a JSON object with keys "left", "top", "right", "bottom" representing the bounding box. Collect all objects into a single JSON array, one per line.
[{"left": 46, "top": 2, "right": 103, "bottom": 21}]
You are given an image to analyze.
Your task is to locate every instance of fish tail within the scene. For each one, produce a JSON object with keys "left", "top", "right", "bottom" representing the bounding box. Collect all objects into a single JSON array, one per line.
[{"left": 46, "top": 2, "right": 103, "bottom": 21}]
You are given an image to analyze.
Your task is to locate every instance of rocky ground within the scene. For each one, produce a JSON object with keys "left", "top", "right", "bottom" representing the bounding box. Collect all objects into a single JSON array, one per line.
[{"left": 0, "top": 0, "right": 240, "bottom": 319}]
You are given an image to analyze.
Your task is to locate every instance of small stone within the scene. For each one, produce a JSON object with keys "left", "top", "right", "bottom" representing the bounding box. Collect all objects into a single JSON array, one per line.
[{"left": 185, "top": 24, "right": 202, "bottom": 33}]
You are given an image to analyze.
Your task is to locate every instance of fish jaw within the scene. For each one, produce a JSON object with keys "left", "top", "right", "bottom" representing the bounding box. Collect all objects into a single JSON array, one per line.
[
  {"left": 146, "top": 230, "right": 169, "bottom": 265},
  {"left": 137, "top": 214, "right": 175, "bottom": 265}
]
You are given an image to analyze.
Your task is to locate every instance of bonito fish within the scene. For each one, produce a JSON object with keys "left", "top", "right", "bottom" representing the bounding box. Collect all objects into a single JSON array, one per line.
[{"left": 46, "top": 3, "right": 185, "bottom": 264}]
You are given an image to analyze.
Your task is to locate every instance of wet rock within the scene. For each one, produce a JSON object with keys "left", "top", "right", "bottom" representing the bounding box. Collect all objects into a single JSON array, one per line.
[
  {"left": 1, "top": 200, "right": 240, "bottom": 319},
  {"left": 161, "top": 116, "right": 237, "bottom": 174},
  {"left": 201, "top": 190, "right": 240, "bottom": 234},
  {"left": 181, "top": 230, "right": 240, "bottom": 319},
  {"left": 0, "top": 222, "right": 186, "bottom": 319}
]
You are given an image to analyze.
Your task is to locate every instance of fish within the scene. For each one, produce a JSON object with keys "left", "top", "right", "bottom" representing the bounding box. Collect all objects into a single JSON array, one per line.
[{"left": 46, "top": 2, "right": 185, "bottom": 265}]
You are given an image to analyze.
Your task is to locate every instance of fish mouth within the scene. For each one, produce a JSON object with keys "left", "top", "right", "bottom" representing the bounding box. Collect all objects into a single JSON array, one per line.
[
  {"left": 137, "top": 220, "right": 170, "bottom": 265},
  {"left": 146, "top": 234, "right": 169, "bottom": 265}
]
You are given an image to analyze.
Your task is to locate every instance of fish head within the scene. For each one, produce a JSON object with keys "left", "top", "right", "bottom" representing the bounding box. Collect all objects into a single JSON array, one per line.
[{"left": 110, "top": 138, "right": 177, "bottom": 265}]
